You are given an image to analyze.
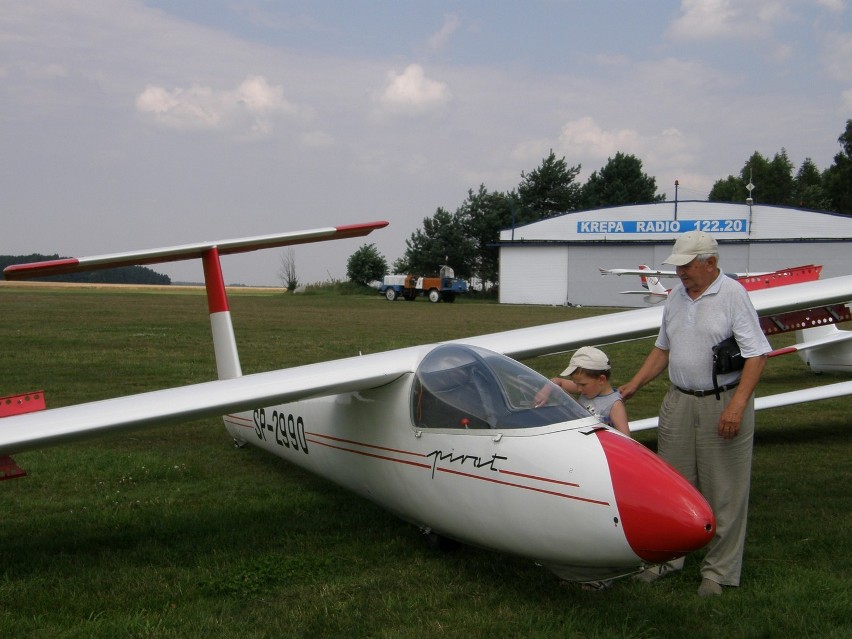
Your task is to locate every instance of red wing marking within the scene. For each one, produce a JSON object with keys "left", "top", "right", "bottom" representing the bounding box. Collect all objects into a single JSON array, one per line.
[
  {"left": 760, "top": 304, "right": 852, "bottom": 335},
  {"left": 0, "top": 391, "right": 46, "bottom": 418},
  {"left": 768, "top": 346, "right": 798, "bottom": 357},
  {"left": 0, "top": 392, "right": 46, "bottom": 479},
  {"left": 3, "top": 259, "right": 81, "bottom": 279},
  {"left": 739, "top": 264, "right": 821, "bottom": 290}
]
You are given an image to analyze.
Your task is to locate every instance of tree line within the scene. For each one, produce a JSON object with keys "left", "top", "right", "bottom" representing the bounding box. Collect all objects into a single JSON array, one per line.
[
  {"left": 346, "top": 119, "right": 852, "bottom": 288},
  {"left": 0, "top": 254, "right": 170, "bottom": 285}
]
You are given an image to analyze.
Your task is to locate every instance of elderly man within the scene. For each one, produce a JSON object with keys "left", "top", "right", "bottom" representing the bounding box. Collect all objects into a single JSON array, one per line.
[{"left": 619, "top": 230, "right": 770, "bottom": 597}]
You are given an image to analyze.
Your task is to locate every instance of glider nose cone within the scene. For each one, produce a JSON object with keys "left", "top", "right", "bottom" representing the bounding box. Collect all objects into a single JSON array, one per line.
[{"left": 597, "top": 430, "right": 715, "bottom": 563}]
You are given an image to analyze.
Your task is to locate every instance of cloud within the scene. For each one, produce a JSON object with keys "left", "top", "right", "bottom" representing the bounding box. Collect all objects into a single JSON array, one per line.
[
  {"left": 823, "top": 30, "right": 852, "bottom": 82},
  {"left": 557, "top": 117, "right": 642, "bottom": 159},
  {"left": 135, "top": 75, "right": 305, "bottom": 134},
  {"left": 428, "top": 13, "right": 461, "bottom": 52},
  {"left": 842, "top": 89, "right": 852, "bottom": 113},
  {"left": 667, "top": 0, "right": 782, "bottom": 40},
  {"left": 509, "top": 118, "right": 695, "bottom": 193},
  {"left": 815, "top": 0, "right": 845, "bottom": 10},
  {"left": 376, "top": 64, "right": 452, "bottom": 116}
]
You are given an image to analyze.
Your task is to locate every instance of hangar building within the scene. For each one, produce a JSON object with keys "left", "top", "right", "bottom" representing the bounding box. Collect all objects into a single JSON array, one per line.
[{"left": 497, "top": 201, "right": 852, "bottom": 307}]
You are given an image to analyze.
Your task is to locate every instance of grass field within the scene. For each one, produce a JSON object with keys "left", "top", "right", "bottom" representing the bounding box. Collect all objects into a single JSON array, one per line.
[{"left": 0, "top": 284, "right": 849, "bottom": 639}]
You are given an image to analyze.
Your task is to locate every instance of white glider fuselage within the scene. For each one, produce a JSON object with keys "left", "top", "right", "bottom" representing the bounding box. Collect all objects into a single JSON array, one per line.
[{"left": 221, "top": 350, "right": 713, "bottom": 581}]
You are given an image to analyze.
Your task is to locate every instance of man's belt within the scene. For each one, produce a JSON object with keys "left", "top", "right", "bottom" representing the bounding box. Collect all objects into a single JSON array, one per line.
[{"left": 674, "top": 383, "right": 739, "bottom": 398}]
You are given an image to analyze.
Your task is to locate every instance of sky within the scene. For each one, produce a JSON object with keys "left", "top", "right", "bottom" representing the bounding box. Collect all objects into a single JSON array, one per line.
[{"left": 2, "top": 0, "right": 851, "bottom": 286}]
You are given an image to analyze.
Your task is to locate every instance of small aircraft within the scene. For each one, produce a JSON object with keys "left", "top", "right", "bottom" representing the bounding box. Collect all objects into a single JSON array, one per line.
[
  {"left": 3, "top": 225, "right": 852, "bottom": 584},
  {"left": 600, "top": 264, "right": 852, "bottom": 373},
  {"left": 600, "top": 264, "right": 823, "bottom": 294},
  {"left": 607, "top": 264, "right": 671, "bottom": 303}
]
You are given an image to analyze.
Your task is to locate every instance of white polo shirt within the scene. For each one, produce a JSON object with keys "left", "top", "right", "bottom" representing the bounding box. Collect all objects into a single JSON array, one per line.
[{"left": 656, "top": 272, "right": 771, "bottom": 391}]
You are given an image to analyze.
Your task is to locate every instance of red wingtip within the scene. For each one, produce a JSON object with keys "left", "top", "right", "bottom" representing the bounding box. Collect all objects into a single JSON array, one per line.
[
  {"left": 334, "top": 221, "right": 390, "bottom": 236},
  {"left": 4, "top": 258, "right": 81, "bottom": 280}
]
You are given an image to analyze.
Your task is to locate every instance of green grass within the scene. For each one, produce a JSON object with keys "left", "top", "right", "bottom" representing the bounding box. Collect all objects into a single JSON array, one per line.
[{"left": 0, "top": 285, "right": 849, "bottom": 638}]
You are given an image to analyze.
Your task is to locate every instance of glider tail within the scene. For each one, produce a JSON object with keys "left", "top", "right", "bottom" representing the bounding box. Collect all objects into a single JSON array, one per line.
[
  {"left": 638, "top": 265, "right": 668, "bottom": 296},
  {"left": 3, "top": 222, "right": 389, "bottom": 381}
]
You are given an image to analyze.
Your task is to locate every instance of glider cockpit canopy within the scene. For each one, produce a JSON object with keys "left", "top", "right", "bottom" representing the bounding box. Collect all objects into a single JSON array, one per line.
[{"left": 411, "top": 344, "right": 591, "bottom": 430}]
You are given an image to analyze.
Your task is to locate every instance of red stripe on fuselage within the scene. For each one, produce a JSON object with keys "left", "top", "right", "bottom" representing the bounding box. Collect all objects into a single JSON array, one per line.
[
  {"left": 304, "top": 431, "right": 605, "bottom": 505},
  {"left": 309, "top": 431, "right": 426, "bottom": 458},
  {"left": 307, "top": 436, "right": 432, "bottom": 470},
  {"left": 499, "top": 468, "right": 580, "bottom": 488}
]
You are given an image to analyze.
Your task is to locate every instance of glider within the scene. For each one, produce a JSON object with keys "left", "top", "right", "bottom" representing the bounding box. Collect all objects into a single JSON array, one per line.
[
  {"left": 2, "top": 225, "right": 851, "bottom": 584},
  {"left": 600, "top": 264, "right": 823, "bottom": 292}
]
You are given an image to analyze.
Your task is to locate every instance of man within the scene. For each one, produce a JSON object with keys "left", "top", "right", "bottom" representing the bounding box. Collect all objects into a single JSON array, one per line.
[{"left": 619, "top": 230, "right": 770, "bottom": 597}]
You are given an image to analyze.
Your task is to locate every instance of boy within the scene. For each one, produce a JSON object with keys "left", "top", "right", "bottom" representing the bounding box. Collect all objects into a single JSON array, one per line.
[{"left": 550, "top": 346, "right": 630, "bottom": 436}]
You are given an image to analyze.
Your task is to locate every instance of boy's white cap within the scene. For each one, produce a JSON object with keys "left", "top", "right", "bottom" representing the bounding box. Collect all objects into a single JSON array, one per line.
[
  {"left": 663, "top": 231, "right": 718, "bottom": 266},
  {"left": 561, "top": 346, "right": 610, "bottom": 376}
]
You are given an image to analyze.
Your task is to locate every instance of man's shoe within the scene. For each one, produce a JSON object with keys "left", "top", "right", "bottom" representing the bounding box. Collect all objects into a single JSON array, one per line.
[
  {"left": 633, "top": 564, "right": 675, "bottom": 583},
  {"left": 697, "top": 578, "right": 723, "bottom": 597}
]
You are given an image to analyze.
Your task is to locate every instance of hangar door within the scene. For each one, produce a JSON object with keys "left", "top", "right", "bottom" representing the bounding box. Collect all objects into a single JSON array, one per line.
[{"left": 499, "top": 246, "right": 568, "bottom": 305}]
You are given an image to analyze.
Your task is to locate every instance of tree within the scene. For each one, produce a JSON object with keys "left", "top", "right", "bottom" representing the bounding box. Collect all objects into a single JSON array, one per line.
[
  {"left": 456, "top": 185, "right": 518, "bottom": 287},
  {"left": 708, "top": 175, "right": 746, "bottom": 202},
  {"left": 792, "top": 158, "right": 827, "bottom": 209},
  {"left": 401, "top": 207, "right": 477, "bottom": 278},
  {"left": 712, "top": 150, "right": 797, "bottom": 206},
  {"left": 346, "top": 243, "right": 387, "bottom": 285},
  {"left": 824, "top": 119, "right": 852, "bottom": 214},
  {"left": 580, "top": 152, "right": 664, "bottom": 208},
  {"left": 517, "top": 151, "right": 582, "bottom": 220},
  {"left": 279, "top": 248, "right": 298, "bottom": 291},
  {"left": 763, "top": 148, "right": 795, "bottom": 205}
]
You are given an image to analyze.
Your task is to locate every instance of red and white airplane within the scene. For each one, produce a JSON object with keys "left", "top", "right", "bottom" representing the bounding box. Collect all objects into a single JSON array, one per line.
[
  {"left": 601, "top": 264, "right": 824, "bottom": 299},
  {"left": 606, "top": 264, "right": 672, "bottom": 303},
  {"left": 600, "top": 264, "right": 852, "bottom": 373},
  {"left": 2, "top": 225, "right": 852, "bottom": 584}
]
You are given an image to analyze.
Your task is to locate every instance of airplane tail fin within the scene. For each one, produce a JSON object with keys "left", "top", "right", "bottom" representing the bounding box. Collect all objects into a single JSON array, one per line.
[
  {"left": 4, "top": 222, "right": 389, "bottom": 381},
  {"left": 638, "top": 265, "right": 667, "bottom": 296}
]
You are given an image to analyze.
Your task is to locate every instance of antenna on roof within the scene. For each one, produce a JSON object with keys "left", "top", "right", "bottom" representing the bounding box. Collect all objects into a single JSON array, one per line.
[
  {"left": 674, "top": 179, "right": 679, "bottom": 220},
  {"left": 746, "top": 170, "right": 755, "bottom": 233}
]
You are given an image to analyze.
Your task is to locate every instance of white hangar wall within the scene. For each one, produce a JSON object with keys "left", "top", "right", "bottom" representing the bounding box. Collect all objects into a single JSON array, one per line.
[{"left": 498, "top": 201, "right": 852, "bottom": 307}]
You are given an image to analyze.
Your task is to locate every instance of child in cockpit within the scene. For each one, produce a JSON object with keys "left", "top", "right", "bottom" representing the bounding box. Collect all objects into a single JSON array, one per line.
[{"left": 546, "top": 346, "right": 630, "bottom": 437}]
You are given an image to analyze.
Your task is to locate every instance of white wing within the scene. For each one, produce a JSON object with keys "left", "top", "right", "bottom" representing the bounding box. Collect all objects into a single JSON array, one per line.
[
  {"left": 463, "top": 275, "right": 852, "bottom": 360},
  {"left": 0, "top": 348, "right": 421, "bottom": 455},
  {"left": 599, "top": 268, "right": 676, "bottom": 277},
  {"left": 3, "top": 222, "right": 389, "bottom": 279},
  {"left": 600, "top": 268, "right": 770, "bottom": 279},
  {"left": 770, "top": 325, "right": 852, "bottom": 355},
  {"left": 629, "top": 381, "right": 852, "bottom": 432}
]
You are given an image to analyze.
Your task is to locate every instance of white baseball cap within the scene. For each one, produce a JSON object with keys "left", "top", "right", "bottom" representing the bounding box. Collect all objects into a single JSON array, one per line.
[
  {"left": 561, "top": 346, "right": 610, "bottom": 376},
  {"left": 663, "top": 231, "right": 718, "bottom": 266}
]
